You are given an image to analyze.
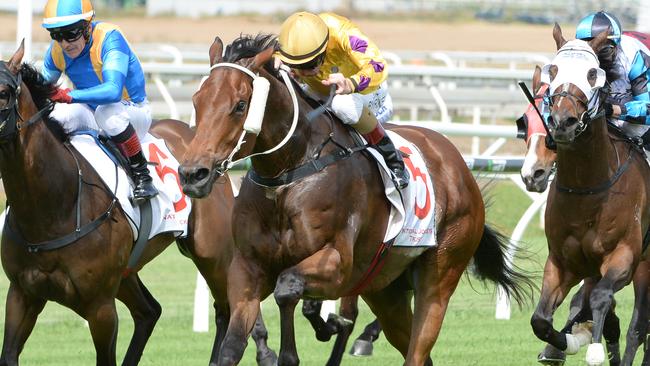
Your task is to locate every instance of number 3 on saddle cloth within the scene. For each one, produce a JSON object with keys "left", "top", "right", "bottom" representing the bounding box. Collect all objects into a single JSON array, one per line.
[
  {"left": 370, "top": 131, "right": 437, "bottom": 249},
  {"left": 70, "top": 132, "right": 192, "bottom": 240}
]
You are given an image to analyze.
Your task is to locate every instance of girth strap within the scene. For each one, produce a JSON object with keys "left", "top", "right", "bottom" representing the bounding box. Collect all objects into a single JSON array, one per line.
[
  {"left": 248, "top": 145, "right": 366, "bottom": 187},
  {"left": 5, "top": 198, "right": 117, "bottom": 253}
]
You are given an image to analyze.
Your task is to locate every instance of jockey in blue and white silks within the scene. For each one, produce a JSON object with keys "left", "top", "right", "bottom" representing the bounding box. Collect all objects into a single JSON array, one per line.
[
  {"left": 575, "top": 11, "right": 650, "bottom": 138},
  {"left": 41, "top": 0, "right": 157, "bottom": 205}
]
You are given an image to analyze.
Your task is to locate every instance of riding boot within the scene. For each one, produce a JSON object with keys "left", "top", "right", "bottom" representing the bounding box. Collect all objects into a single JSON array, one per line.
[
  {"left": 113, "top": 124, "right": 158, "bottom": 205},
  {"left": 357, "top": 108, "right": 409, "bottom": 189},
  {"left": 372, "top": 134, "right": 410, "bottom": 189}
]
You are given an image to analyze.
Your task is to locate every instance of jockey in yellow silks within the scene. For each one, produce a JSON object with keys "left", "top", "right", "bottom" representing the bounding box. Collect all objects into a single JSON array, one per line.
[{"left": 277, "top": 12, "right": 409, "bottom": 189}]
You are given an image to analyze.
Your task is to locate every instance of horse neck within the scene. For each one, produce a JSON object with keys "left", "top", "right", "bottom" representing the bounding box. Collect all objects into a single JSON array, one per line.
[
  {"left": 249, "top": 73, "right": 322, "bottom": 177},
  {"left": 555, "top": 115, "right": 615, "bottom": 188},
  {"left": 0, "top": 106, "right": 78, "bottom": 222}
]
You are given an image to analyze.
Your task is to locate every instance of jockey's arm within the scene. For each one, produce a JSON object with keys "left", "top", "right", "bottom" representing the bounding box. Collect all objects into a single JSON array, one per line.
[
  {"left": 617, "top": 52, "right": 650, "bottom": 124},
  {"left": 339, "top": 26, "right": 387, "bottom": 94}
]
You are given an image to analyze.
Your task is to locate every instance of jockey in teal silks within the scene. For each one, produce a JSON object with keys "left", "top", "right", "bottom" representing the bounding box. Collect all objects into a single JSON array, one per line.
[{"left": 41, "top": 0, "right": 157, "bottom": 205}]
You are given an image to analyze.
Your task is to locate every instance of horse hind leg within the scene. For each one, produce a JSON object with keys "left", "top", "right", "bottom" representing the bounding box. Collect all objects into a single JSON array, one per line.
[
  {"left": 361, "top": 280, "right": 421, "bottom": 365},
  {"left": 116, "top": 274, "right": 162, "bottom": 366},
  {"left": 349, "top": 318, "right": 382, "bottom": 357},
  {"left": 325, "top": 296, "right": 359, "bottom": 366},
  {"left": 251, "top": 311, "right": 278, "bottom": 366},
  {"left": 0, "top": 283, "right": 46, "bottom": 366}
]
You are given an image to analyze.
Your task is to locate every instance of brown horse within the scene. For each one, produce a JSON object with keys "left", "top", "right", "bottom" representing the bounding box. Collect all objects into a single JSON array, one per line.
[
  {"left": 0, "top": 44, "right": 275, "bottom": 366},
  {"left": 529, "top": 24, "right": 650, "bottom": 366},
  {"left": 179, "top": 34, "right": 534, "bottom": 366},
  {"left": 520, "top": 60, "right": 650, "bottom": 366}
]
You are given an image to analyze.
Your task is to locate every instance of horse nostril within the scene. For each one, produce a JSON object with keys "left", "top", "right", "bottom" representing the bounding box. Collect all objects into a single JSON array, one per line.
[
  {"left": 195, "top": 168, "right": 210, "bottom": 182},
  {"left": 533, "top": 169, "right": 546, "bottom": 179},
  {"left": 565, "top": 117, "right": 579, "bottom": 126}
]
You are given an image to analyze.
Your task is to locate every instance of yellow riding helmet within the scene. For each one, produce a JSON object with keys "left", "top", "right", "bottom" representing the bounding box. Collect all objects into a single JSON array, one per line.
[{"left": 278, "top": 12, "right": 329, "bottom": 66}]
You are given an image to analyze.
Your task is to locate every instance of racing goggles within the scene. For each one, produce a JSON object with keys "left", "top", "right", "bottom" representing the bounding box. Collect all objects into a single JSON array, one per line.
[
  {"left": 289, "top": 53, "right": 326, "bottom": 71},
  {"left": 49, "top": 25, "right": 86, "bottom": 43}
]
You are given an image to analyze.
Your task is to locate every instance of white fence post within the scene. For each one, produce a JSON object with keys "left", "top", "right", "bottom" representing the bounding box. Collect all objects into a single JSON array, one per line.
[{"left": 17, "top": 0, "right": 33, "bottom": 62}]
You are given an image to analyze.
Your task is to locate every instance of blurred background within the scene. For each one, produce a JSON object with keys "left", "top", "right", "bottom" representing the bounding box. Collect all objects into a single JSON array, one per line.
[{"left": 2, "top": 1, "right": 649, "bottom": 365}]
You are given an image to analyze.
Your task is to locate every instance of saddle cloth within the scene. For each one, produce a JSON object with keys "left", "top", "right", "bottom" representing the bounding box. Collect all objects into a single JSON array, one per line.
[
  {"left": 367, "top": 131, "right": 437, "bottom": 248},
  {"left": 70, "top": 133, "right": 192, "bottom": 240}
]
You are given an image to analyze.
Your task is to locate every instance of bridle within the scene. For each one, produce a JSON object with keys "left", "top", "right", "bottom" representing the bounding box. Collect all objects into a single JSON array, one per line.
[
  {"left": 206, "top": 62, "right": 299, "bottom": 176},
  {"left": 545, "top": 83, "right": 606, "bottom": 140},
  {"left": 0, "top": 61, "right": 52, "bottom": 143}
]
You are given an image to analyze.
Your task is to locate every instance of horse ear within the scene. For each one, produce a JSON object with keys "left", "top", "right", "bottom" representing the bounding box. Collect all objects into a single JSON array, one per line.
[
  {"left": 548, "top": 65, "right": 558, "bottom": 83},
  {"left": 209, "top": 37, "right": 224, "bottom": 66},
  {"left": 552, "top": 22, "right": 567, "bottom": 50},
  {"left": 589, "top": 27, "right": 611, "bottom": 53},
  {"left": 532, "top": 65, "right": 542, "bottom": 93},
  {"left": 7, "top": 39, "right": 25, "bottom": 75},
  {"left": 250, "top": 46, "right": 276, "bottom": 72}
]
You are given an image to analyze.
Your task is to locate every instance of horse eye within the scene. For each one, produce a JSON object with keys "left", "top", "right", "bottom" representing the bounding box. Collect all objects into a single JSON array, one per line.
[{"left": 235, "top": 100, "right": 247, "bottom": 113}]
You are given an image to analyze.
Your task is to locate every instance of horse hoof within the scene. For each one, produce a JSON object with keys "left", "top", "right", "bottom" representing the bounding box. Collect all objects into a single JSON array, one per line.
[
  {"left": 537, "top": 345, "right": 565, "bottom": 365},
  {"left": 349, "top": 339, "right": 373, "bottom": 357},
  {"left": 257, "top": 349, "right": 278, "bottom": 366},
  {"left": 586, "top": 343, "right": 605, "bottom": 366}
]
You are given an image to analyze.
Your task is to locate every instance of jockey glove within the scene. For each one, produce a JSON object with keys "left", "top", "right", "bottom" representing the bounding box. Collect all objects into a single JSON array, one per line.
[{"left": 51, "top": 87, "right": 73, "bottom": 104}]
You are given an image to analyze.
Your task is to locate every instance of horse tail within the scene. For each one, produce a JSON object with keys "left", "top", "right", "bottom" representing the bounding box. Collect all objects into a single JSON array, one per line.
[{"left": 471, "top": 224, "right": 536, "bottom": 307}]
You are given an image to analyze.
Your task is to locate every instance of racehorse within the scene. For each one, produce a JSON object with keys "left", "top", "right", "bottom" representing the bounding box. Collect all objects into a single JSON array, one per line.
[
  {"left": 0, "top": 43, "right": 276, "bottom": 366},
  {"left": 529, "top": 24, "right": 650, "bottom": 366},
  {"left": 520, "top": 58, "right": 650, "bottom": 366},
  {"left": 178, "top": 34, "right": 534, "bottom": 366}
]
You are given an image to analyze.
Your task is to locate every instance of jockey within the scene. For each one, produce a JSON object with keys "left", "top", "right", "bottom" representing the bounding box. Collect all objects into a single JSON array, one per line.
[
  {"left": 276, "top": 11, "right": 410, "bottom": 189},
  {"left": 40, "top": 0, "right": 157, "bottom": 205},
  {"left": 575, "top": 11, "right": 650, "bottom": 138}
]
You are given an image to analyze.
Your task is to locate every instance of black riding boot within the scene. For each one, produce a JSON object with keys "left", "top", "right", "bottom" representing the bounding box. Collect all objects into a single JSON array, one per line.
[
  {"left": 373, "top": 135, "right": 410, "bottom": 189},
  {"left": 128, "top": 151, "right": 158, "bottom": 205},
  {"left": 114, "top": 124, "right": 158, "bottom": 205}
]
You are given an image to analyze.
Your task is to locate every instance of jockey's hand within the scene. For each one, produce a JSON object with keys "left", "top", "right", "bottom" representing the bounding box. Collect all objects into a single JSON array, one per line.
[
  {"left": 604, "top": 103, "right": 621, "bottom": 118},
  {"left": 51, "top": 87, "right": 72, "bottom": 104},
  {"left": 322, "top": 73, "right": 354, "bottom": 95}
]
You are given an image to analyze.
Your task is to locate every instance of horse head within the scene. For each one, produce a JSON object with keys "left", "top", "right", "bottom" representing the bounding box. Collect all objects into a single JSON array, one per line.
[
  {"left": 520, "top": 65, "right": 556, "bottom": 192},
  {"left": 541, "top": 23, "right": 609, "bottom": 145},
  {"left": 180, "top": 35, "right": 286, "bottom": 198}
]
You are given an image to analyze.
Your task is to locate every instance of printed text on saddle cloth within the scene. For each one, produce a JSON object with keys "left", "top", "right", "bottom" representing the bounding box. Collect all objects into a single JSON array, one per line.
[{"left": 378, "top": 132, "right": 436, "bottom": 248}]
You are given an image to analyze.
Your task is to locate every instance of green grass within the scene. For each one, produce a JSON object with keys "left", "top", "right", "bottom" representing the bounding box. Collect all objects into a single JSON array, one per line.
[{"left": 0, "top": 179, "right": 642, "bottom": 365}]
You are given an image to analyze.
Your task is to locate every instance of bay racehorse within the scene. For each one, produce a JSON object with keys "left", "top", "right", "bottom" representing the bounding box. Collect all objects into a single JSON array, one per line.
[
  {"left": 179, "top": 34, "right": 534, "bottom": 366},
  {"left": 520, "top": 56, "right": 650, "bottom": 366},
  {"left": 529, "top": 24, "right": 650, "bottom": 366},
  {"left": 0, "top": 43, "right": 276, "bottom": 366}
]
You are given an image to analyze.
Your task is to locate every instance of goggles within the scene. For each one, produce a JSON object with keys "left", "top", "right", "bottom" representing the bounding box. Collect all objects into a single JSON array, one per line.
[
  {"left": 288, "top": 52, "right": 326, "bottom": 71},
  {"left": 49, "top": 25, "right": 85, "bottom": 43}
]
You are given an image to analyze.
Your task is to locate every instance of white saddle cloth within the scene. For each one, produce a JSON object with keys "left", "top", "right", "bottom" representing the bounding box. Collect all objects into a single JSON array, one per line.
[
  {"left": 368, "top": 131, "right": 437, "bottom": 248},
  {"left": 70, "top": 133, "right": 192, "bottom": 240}
]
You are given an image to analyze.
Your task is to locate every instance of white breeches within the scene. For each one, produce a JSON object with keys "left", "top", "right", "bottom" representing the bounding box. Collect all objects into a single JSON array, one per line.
[
  {"left": 329, "top": 82, "right": 393, "bottom": 125},
  {"left": 50, "top": 100, "right": 152, "bottom": 140}
]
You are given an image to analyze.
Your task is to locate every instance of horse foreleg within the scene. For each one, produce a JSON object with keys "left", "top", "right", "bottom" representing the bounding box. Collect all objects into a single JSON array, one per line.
[
  {"left": 621, "top": 260, "right": 650, "bottom": 366},
  {"left": 325, "top": 296, "right": 358, "bottom": 366},
  {"left": 588, "top": 249, "right": 636, "bottom": 366},
  {"left": 116, "top": 274, "right": 162, "bottom": 366},
  {"left": 85, "top": 298, "right": 120, "bottom": 366},
  {"left": 349, "top": 319, "right": 382, "bottom": 357},
  {"left": 218, "top": 252, "right": 265, "bottom": 366},
  {"left": 274, "top": 247, "right": 345, "bottom": 366},
  {"left": 0, "top": 283, "right": 46, "bottom": 366},
  {"left": 531, "top": 256, "right": 579, "bottom": 355},
  {"left": 251, "top": 312, "right": 278, "bottom": 366}
]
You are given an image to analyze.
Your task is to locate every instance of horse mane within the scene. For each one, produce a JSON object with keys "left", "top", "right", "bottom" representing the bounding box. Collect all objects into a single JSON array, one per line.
[
  {"left": 224, "top": 33, "right": 278, "bottom": 65},
  {"left": 19, "top": 63, "right": 67, "bottom": 141},
  {"left": 223, "top": 33, "right": 323, "bottom": 110}
]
